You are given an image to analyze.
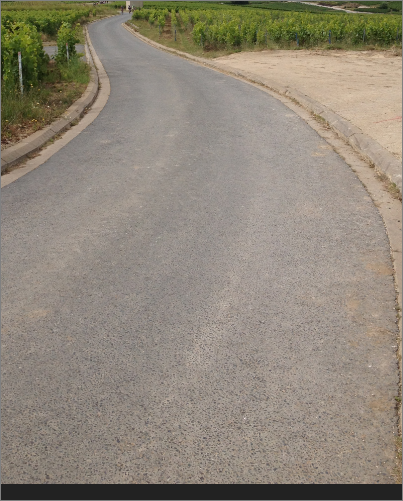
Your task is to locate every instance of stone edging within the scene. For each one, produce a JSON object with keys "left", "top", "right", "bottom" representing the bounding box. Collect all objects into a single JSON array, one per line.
[
  {"left": 123, "top": 22, "right": 402, "bottom": 193},
  {"left": 1, "top": 27, "right": 101, "bottom": 174}
]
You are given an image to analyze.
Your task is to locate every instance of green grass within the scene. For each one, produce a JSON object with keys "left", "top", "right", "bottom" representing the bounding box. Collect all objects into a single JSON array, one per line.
[
  {"left": 58, "top": 56, "right": 90, "bottom": 84},
  {"left": 1, "top": 56, "right": 90, "bottom": 147}
]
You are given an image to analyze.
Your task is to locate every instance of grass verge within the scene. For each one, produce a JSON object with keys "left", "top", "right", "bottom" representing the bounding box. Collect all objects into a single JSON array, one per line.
[{"left": 1, "top": 56, "right": 90, "bottom": 149}]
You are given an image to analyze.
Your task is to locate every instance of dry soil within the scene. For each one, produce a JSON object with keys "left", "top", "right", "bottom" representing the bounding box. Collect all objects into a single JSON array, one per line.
[{"left": 215, "top": 49, "right": 402, "bottom": 160}]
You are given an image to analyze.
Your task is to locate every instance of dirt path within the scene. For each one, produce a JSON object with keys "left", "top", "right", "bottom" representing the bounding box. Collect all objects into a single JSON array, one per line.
[
  {"left": 215, "top": 49, "right": 402, "bottom": 160},
  {"left": 302, "top": 2, "right": 366, "bottom": 13}
]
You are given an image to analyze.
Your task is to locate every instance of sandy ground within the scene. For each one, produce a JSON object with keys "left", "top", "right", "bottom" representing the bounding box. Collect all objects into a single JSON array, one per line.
[{"left": 215, "top": 49, "right": 402, "bottom": 160}]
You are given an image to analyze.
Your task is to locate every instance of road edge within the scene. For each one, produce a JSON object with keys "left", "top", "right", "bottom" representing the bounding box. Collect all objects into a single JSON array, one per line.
[{"left": 122, "top": 22, "right": 402, "bottom": 193}]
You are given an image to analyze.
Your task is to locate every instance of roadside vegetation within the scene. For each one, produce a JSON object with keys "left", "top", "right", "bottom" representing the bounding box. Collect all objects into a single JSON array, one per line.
[
  {"left": 1, "top": 1, "right": 121, "bottom": 148},
  {"left": 236, "top": 1, "right": 340, "bottom": 12},
  {"left": 143, "top": 1, "right": 337, "bottom": 13},
  {"left": 128, "top": 1, "right": 402, "bottom": 57}
]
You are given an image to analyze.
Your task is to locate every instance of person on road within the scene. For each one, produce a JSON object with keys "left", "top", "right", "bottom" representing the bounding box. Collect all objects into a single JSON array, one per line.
[
  {"left": 128, "top": 5, "right": 132, "bottom": 14},
  {"left": 121, "top": 5, "right": 124, "bottom": 14}
]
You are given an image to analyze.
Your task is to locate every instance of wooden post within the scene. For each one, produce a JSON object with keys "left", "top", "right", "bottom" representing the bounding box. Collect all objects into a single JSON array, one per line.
[{"left": 18, "top": 51, "right": 23, "bottom": 95}]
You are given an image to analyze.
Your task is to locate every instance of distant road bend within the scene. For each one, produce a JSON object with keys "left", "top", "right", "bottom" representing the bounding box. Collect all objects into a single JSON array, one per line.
[{"left": 1, "top": 15, "right": 399, "bottom": 483}]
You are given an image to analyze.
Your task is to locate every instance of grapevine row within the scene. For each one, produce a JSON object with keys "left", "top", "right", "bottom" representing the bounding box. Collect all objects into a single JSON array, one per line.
[
  {"left": 133, "top": 7, "right": 402, "bottom": 47},
  {"left": 1, "top": 9, "right": 92, "bottom": 36}
]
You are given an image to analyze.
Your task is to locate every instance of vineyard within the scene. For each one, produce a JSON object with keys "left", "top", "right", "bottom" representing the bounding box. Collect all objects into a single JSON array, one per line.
[
  {"left": 0, "top": 2, "right": 107, "bottom": 146},
  {"left": 0, "top": 6, "right": 93, "bottom": 88},
  {"left": 133, "top": 4, "right": 402, "bottom": 49},
  {"left": 1, "top": 9, "right": 92, "bottom": 37},
  {"left": 0, "top": 1, "right": 122, "bottom": 91},
  {"left": 142, "top": 2, "right": 338, "bottom": 13}
]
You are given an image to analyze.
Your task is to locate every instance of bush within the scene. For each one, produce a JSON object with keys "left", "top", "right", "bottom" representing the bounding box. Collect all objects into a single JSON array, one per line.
[
  {"left": 1, "top": 9, "right": 91, "bottom": 37},
  {"left": 1, "top": 22, "right": 48, "bottom": 90},
  {"left": 182, "top": 7, "right": 402, "bottom": 48},
  {"left": 56, "top": 22, "right": 79, "bottom": 64},
  {"left": 158, "top": 15, "right": 166, "bottom": 29}
]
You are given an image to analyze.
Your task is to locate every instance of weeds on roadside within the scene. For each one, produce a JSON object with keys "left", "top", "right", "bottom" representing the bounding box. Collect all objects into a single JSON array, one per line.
[
  {"left": 1, "top": 56, "right": 89, "bottom": 146},
  {"left": 376, "top": 171, "right": 402, "bottom": 201}
]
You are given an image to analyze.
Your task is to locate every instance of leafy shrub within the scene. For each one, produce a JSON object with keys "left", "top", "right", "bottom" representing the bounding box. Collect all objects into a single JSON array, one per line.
[
  {"left": 1, "top": 9, "right": 91, "bottom": 37},
  {"left": 56, "top": 22, "right": 79, "bottom": 64},
  {"left": 158, "top": 15, "right": 166, "bottom": 29},
  {"left": 1, "top": 22, "right": 48, "bottom": 90},
  {"left": 184, "top": 7, "right": 402, "bottom": 48}
]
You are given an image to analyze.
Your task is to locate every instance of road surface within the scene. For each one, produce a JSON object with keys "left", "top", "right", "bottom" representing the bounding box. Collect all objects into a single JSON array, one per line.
[{"left": 1, "top": 14, "right": 399, "bottom": 483}]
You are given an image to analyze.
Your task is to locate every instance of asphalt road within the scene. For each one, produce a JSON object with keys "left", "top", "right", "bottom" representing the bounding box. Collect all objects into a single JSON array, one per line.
[{"left": 1, "top": 14, "right": 399, "bottom": 484}]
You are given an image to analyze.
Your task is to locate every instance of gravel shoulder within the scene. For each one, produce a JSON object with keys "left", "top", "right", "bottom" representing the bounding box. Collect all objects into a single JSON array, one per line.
[{"left": 214, "top": 49, "right": 402, "bottom": 161}]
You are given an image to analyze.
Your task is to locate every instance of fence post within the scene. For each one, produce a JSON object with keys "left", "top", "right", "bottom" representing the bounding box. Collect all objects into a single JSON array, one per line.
[
  {"left": 296, "top": 33, "right": 299, "bottom": 47},
  {"left": 328, "top": 30, "right": 331, "bottom": 44},
  {"left": 363, "top": 28, "right": 366, "bottom": 42},
  {"left": 18, "top": 51, "right": 23, "bottom": 95},
  {"left": 66, "top": 43, "right": 69, "bottom": 61}
]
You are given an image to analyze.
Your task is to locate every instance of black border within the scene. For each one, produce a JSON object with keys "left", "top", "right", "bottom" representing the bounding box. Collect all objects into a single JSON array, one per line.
[{"left": 1, "top": 483, "right": 403, "bottom": 501}]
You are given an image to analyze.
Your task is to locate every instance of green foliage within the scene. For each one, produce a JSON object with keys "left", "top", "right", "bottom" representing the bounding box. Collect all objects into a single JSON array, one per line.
[
  {"left": 353, "top": 2, "right": 402, "bottom": 14},
  {"left": 112, "top": 1, "right": 127, "bottom": 8},
  {"left": 245, "top": 2, "right": 338, "bottom": 13},
  {"left": 318, "top": 1, "right": 402, "bottom": 12},
  {"left": 134, "top": 1, "right": 403, "bottom": 48},
  {"left": 148, "top": 10, "right": 156, "bottom": 25},
  {"left": 133, "top": 7, "right": 170, "bottom": 28},
  {"left": 58, "top": 56, "right": 90, "bottom": 84},
  {"left": 142, "top": 1, "right": 339, "bottom": 13},
  {"left": 1, "top": 21, "right": 48, "bottom": 90},
  {"left": 56, "top": 22, "right": 79, "bottom": 64},
  {"left": 1, "top": 8, "right": 92, "bottom": 36},
  {"left": 133, "top": 8, "right": 151, "bottom": 21},
  {"left": 168, "top": 7, "right": 402, "bottom": 48},
  {"left": 2, "top": 1, "right": 123, "bottom": 12},
  {"left": 2, "top": 58, "right": 90, "bottom": 137},
  {"left": 388, "top": 1, "right": 403, "bottom": 11}
]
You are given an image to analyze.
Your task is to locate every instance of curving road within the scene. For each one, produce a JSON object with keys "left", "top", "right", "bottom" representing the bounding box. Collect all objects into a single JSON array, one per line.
[{"left": 1, "top": 14, "right": 399, "bottom": 483}]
